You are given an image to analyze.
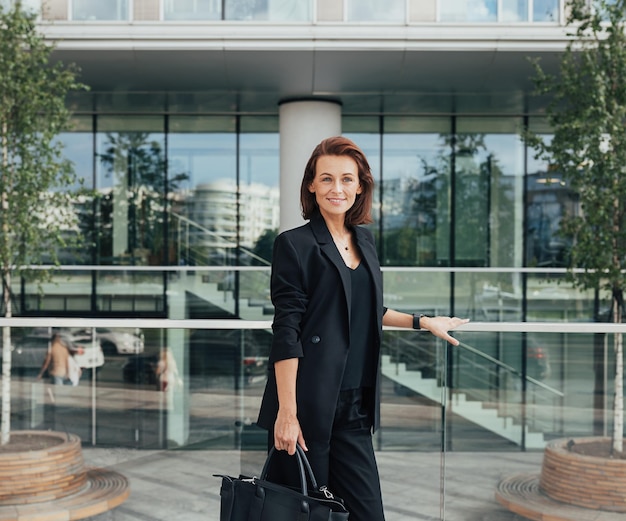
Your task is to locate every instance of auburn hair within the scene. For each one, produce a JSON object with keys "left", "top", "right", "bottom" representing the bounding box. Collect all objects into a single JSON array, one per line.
[{"left": 300, "top": 136, "right": 374, "bottom": 225}]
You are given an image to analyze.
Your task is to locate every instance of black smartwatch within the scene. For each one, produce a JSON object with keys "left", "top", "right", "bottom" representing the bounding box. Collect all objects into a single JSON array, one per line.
[{"left": 412, "top": 313, "right": 425, "bottom": 330}]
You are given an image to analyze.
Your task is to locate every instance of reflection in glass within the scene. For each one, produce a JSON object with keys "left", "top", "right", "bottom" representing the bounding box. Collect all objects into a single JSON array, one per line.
[
  {"left": 55, "top": 131, "right": 94, "bottom": 265},
  {"left": 347, "top": 0, "right": 405, "bottom": 22},
  {"left": 72, "top": 0, "right": 128, "bottom": 20},
  {"left": 533, "top": 0, "right": 559, "bottom": 21},
  {"left": 525, "top": 134, "right": 578, "bottom": 268},
  {"left": 379, "top": 119, "right": 451, "bottom": 266},
  {"left": 439, "top": 0, "right": 497, "bottom": 21},
  {"left": 96, "top": 122, "right": 174, "bottom": 266},
  {"left": 225, "top": 0, "right": 310, "bottom": 20},
  {"left": 501, "top": 0, "right": 528, "bottom": 21},
  {"left": 1, "top": 0, "right": 40, "bottom": 13},
  {"left": 239, "top": 131, "right": 279, "bottom": 265},
  {"left": 454, "top": 119, "right": 524, "bottom": 270},
  {"left": 168, "top": 122, "right": 237, "bottom": 267},
  {"left": 164, "top": 0, "right": 221, "bottom": 20}
]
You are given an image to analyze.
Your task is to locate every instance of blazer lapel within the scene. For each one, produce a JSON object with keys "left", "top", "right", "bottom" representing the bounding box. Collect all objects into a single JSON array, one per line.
[{"left": 310, "top": 215, "right": 352, "bottom": 321}]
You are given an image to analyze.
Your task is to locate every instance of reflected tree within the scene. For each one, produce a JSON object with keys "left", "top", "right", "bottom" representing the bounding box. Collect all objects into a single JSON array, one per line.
[{"left": 98, "top": 132, "right": 188, "bottom": 265}]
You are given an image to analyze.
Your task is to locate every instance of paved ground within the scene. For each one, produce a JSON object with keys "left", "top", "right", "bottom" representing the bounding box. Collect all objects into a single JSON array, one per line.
[{"left": 81, "top": 447, "right": 544, "bottom": 521}]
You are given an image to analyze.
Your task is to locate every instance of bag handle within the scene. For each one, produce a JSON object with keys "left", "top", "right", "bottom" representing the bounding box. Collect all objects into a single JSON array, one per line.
[{"left": 260, "top": 444, "right": 319, "bottom": 496}]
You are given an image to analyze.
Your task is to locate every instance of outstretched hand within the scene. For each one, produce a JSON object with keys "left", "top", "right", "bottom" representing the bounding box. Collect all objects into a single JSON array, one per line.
[{"left": 420, "top": 316, "right": 469, "bottom": 346}]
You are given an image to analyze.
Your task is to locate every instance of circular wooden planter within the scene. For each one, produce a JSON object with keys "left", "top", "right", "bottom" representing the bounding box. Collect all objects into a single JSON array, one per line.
[
  {"left": 0, "top": 431, "right": 87, "bottom": 505},
  {"left": 0, "top": 430, "right": 129, "bottom": 520},
  {"left": 540, "top": 437, "right": 626, "bottom": 512}
]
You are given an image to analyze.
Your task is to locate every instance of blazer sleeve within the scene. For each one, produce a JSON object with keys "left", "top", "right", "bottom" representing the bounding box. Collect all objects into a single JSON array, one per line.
[{"left": 269, "top": 232, "right": 309, "bottom": 363}]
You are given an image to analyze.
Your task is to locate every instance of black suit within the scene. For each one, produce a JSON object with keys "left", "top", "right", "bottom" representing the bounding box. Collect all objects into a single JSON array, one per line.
[
  {"left": 256, "top": 213, "right": 387, "bottom": 521},
  {"left": 257, "top": 213, "right": 384, "bottom": 441}
]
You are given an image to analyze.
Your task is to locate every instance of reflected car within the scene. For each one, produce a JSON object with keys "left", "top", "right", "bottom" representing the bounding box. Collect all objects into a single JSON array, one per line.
[
  {"left": 189, "top": 329, "right": 269, "bottom": 384},
  {"left": 72, "top": 327, "right": 144, "bottom": 355},
  {"left": 0, "top": 330, "right": 104, "bottom": 375},
  {"left": 122, "top": 354, "right": 158, "bottom": 385}
]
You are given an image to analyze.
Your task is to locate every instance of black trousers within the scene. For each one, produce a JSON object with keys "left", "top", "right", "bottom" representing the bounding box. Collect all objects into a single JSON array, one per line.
[{"left": 266, "top": 388, "right": 385, "bottom": 521}]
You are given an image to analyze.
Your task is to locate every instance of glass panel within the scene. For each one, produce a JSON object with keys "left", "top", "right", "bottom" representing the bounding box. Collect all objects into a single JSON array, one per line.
[
  {"left": 526, "top": 132, "right": 578, "bottom": 269},
  {"left": 347, "top": 0, "right": 405, "bottom": 22},
  {"left": 224, "top": 0, "right": 266, "bottom": 20},
  {"left": 55, "top": 129, "right": 94, "bottom": 266},
  {"left": 455, "top": 118, "right": 524, "bottom": 269},
  {"left": 167, "top": 117, "right": 237, "bottom": 268},
  {"left": 238, "top": 130, "right": 279, "bottom": 265},
  {"left": 164, "top": 0, "right": 221, "bottom": 20},
  {"left": 72, "top": 0, "right": 129, "bottom": 20},
  {"left": 439, "top": 0, "right": 497, "bottom": 21},
  {"left": 379, "top": 117, "right": 452, "bottom": 267},
  {"left": 95, "top": 93, "right": 166, "bottom": 114},
  {"left": 0, "top": 0, "right": 40, "bottom": 13},
  {"left": 501, "top": 0, "right": 528, "bottom": 21},
  {"left": 526, "top": 273, "right": 596, "bottom": 322},
  {"left": 533, "top": 0, "right": 559, "bottom": 21},
  {"left": 223, "top": 0, "right": 311, "bottom": 20},
  {"left": 95, "top": 116, "right": 165, "bottom": 267}
]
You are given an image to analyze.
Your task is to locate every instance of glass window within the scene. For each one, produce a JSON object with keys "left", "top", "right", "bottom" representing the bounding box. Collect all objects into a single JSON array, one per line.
[
  {"left": 164, "top": 0, "right": 221, "bottom": 20},
  {"left": 379, "top": 117, "right": 452, "bottom": 267},
  {"left": 453, "top": 118, "right": 525, "bottom": 321},
  {"left": 56, "top": 124, "right": 95, "bottom": 266},
  {"left": 168, "top": 116, "right": 237, "bottom": 268},
  {"left": 439, "top": 0, "right": 497, "bottom": 22},
  {"left": 239, "top": 125, "right": 280, "bottom": 266},
  {"left": 347, "top": 0, "right": 405, "bottom": 22},
  {"left": 0, "top": 0, "right": 40, "bottom": 13},
  {"left": 95, "top": 116, "right": 165, "bottom": 266},
  {"left": 455, "top": 118, "right": 524, "bottom": 268},
  {"left": 72, "top": 0, "right": 129, "bottom": 20},
  {"left": 501, "top": 0, "right": 528, "bottom": 21},
  {"left": 533, "top": 0, "right": 559, "bottom": 21}
]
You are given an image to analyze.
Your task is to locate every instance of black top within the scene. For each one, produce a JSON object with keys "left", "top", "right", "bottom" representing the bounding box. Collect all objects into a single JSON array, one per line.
[{"left": 341, "top": 262, "right": 376, "bottom": 390}]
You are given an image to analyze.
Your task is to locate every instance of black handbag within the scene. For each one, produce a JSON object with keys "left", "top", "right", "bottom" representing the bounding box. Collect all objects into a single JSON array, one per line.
[{"left": 214, "top": 444, "right": 349, "bottom": 520}]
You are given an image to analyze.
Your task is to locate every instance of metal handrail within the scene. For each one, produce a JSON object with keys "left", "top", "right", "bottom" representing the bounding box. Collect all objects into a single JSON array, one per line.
[
  {"left": 171, "top": 212, "right": 271, "bottom": 266},
  {"left": 456, "top": 340, "right": 564, "bottom": 397}
]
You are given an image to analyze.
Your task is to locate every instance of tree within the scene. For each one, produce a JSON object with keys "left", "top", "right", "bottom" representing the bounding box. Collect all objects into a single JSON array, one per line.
[
  {"left": 0, "top": 3, "right": 86, "bottom": 444},
  {"left": 526, "top": 0, "right": 626, "bottom": 454}
]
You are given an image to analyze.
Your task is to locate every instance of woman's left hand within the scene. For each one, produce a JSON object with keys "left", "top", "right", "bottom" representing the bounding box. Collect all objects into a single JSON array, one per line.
[{"left": 420, "top": 316, "right": 469, "bottom": 346}]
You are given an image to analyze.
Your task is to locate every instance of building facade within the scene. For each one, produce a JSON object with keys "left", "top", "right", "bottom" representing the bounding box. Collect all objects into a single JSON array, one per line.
[{"left": 3, "top": 0, "right": 614, "bottom": 470}]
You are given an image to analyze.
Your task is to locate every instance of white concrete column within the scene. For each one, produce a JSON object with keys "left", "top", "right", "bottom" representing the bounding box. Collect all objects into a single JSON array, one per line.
[{"left": 279, "top": 99, "right": 342, "bottom": 232}]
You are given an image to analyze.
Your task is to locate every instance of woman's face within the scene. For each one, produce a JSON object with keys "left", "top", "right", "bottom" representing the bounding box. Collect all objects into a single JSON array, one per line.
[{"left": 308, "top": 155, "right": 362, "bottom": 220}]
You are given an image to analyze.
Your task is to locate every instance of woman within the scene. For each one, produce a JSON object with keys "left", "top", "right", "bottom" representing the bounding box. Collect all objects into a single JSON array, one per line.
[{"left": 256, "top": 136, "right": 468, "bottom": 520}]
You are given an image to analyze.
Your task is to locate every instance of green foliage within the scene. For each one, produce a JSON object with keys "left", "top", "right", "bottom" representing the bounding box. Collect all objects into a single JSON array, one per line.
[
  {"left": 0, "top": 4, "right": 87, "bottom": 289},
  {"left": 526, "top": 0, "right": 626, "bottom": 297}
]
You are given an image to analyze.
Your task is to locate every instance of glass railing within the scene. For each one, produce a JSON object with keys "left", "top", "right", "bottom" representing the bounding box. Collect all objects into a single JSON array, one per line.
[
  {"left": 1, "top": 317, "right": 623, "bottom": 450},
  {"left": 2, "top": 316, "right": 624, "bottom": 519}
]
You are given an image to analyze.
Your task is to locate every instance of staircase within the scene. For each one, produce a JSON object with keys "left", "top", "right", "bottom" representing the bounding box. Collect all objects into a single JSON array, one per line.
[{"left": 381, "top": 354, "right": 547, "bottom": 449}]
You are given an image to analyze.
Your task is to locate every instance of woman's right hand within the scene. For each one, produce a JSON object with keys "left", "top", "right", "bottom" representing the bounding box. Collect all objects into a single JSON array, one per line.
[{"left": 274, "top": 410, "right": 307, "bottom": 455}]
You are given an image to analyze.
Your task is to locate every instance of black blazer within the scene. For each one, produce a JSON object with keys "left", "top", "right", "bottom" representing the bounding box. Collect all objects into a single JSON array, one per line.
[{"left": 256, "top": 213, "right": 384, "bottom": 443}]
